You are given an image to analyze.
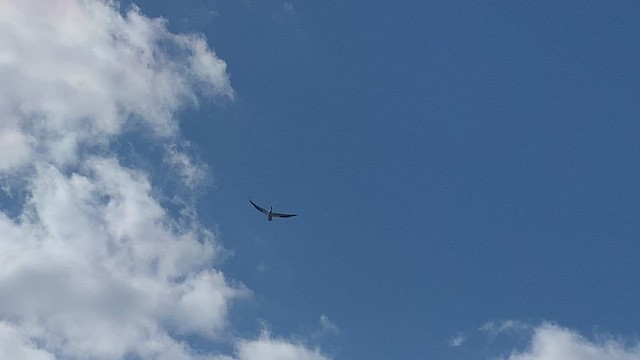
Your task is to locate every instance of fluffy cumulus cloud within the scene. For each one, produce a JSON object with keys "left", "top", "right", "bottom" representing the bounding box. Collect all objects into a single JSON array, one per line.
[
  {"left": 503, "top": 323, "right": 640, "bottom": 360},
  {"left": 0, "top": 0, "right": 234, "bottom": 170},
  {"left": 0, "top": 1, "right": 329, "bottom": 359}
]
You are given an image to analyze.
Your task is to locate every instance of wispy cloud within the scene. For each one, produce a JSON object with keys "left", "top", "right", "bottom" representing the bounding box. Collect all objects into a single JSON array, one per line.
[
  {"left": 164, "top": 142, "right": 211, "bottom": 189},
  {"left": 448, "top": 333, "right": 466, "bottom": 347},
  {"left": 0, "top": 1, "right": 329, "bottom": 359},
  {"left": 479, "top": 320, "right": 531, "bottom": 338},
  {"left": 319, "top": 314, "right": 340, "bottom": 336}
]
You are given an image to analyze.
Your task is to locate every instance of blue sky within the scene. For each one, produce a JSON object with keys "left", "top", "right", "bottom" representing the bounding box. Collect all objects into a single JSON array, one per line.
[
  {"left": 1, "top": 1, "right": 640, "bottom": 359},
  {"left": 135, "top": 0, "right": 640, "bottom": 359}
]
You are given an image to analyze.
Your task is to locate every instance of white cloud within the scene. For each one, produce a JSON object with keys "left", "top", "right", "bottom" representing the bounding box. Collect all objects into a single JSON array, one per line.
[
  {"left": 0, "top": 158, "right": 246, "bottom": 359},
  {"left": 310, "top": 314, "right": 340, "bottom": 343},
  {"left": 237, "top": 331, "right": 330, "bottom": 360},
  {"left": 164, "top": 143, "right": 210, "bottom": 189},
  {"left": 0, "top": 0, "right": 331, "bottom": 359},
  {"left": 0, "top": 127, "right": 33, "bottom": 170},
  {"left": 0, "top": 0, "right": 233, "bottom": 170},
  {"left": 319, "top": 314, "right": 340, "bottom": 335},
  {"left": 0, "top": 323, "right": 55, "bottom": 360},
  {"left": 499, "top": 323, "right": 640, "bottom": 360},
  {"left": 449, "top": 333, "right": 465, "bottom": 347},
  {"left": 480, "top": 320, "right": 531, "bottom": 338}
]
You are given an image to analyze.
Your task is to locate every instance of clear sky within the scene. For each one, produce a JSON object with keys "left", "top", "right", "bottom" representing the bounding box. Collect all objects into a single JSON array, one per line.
[{"left": 1, "top": 1, "right": 640, "bottom": 360}]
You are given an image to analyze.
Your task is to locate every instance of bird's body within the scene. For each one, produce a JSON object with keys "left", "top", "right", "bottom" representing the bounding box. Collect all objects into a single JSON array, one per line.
[{"left": 250, "top": 200, "right": 296, "bottom": 221}]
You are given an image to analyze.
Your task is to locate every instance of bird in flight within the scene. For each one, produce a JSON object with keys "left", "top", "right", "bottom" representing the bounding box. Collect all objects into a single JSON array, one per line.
[{"left": 250, "top": 199, "right": 297, "bottom": 221}]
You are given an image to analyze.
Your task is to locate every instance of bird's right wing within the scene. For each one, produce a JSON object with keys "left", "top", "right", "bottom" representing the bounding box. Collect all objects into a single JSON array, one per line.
[
  {"left": 250, "top": 200, "right": 269, "bottom": 215},
  {"left": 272, "top": 212, "right": 297, "bottom": 218}
]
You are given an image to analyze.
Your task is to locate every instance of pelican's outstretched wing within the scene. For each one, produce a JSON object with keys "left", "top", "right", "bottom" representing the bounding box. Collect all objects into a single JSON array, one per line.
[
  {"left": 272, "top": 211, "right": 296, "bottom": 218},
  {"left": 250, "top": 199, "right": 269, "bottom": 215}
]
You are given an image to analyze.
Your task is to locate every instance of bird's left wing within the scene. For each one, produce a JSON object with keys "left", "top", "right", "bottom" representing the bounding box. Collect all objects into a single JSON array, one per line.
[{"left": 250, "top": 199, "right": 269, "bottom": 215}]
